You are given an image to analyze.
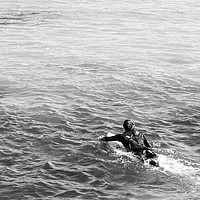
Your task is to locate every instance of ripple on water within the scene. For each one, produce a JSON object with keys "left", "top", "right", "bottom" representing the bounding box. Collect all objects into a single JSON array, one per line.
[{"left": 0, "top": 0, "right": 200, "bottom": 199}]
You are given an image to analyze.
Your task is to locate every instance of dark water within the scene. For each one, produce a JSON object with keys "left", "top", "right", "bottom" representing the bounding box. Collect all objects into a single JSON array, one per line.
[{"left": 0, "top": 0, "right": 200, "bottom": 199}]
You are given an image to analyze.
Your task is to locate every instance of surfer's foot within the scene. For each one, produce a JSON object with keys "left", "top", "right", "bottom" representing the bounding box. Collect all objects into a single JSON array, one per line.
[{"left": 149, "top": 160, "right": 159, "bottom": 167}]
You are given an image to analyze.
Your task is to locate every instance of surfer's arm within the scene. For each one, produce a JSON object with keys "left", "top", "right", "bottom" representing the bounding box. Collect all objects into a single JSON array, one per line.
[{"left": 99, "top": 135, "right": 120, "bottom": 142}]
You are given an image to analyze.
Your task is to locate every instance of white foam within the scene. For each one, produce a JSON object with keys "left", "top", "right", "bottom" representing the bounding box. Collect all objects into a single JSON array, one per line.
[{"left": 157, "top": 154, "right": 200, "bottom": 177}]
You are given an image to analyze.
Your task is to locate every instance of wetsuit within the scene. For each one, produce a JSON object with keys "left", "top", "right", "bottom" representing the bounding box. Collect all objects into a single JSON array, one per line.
[{"left": 100, "top": 132, "right": 157, "bottom": 160}]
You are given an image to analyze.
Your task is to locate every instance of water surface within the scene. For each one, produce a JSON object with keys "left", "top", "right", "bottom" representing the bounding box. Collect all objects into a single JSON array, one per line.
[{"left": 0, "top": 0, "right": 200, "bottom": 199}]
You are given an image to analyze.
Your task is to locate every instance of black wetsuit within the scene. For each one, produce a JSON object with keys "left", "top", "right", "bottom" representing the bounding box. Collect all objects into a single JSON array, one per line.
[{"left": 101, "top": 133, "right": 157, "bottom": 160}]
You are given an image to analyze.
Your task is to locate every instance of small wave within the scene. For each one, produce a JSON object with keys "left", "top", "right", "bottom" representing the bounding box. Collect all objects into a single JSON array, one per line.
[
  {"left": 0, "top": 10, "right": 52, "bottom": 26},
  {"left": 54, "top": 190, "right": 82, "bottom": 198},
  {"left": 157, "top": 154, "right": 199, "bottom": 176}
]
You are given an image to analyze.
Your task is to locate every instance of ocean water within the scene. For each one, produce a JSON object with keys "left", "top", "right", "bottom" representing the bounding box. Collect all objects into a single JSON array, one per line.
[{"left": 0, "top": 0, "right": 200, "bottom": 199}]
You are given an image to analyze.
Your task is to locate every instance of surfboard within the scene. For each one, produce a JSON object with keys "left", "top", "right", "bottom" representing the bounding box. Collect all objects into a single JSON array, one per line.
[
  {"left": 105, "top": 132, "right": 159, "bottom": 167},
  {"left": 106, "top": 132, "right": 127, "bottom": 152}
]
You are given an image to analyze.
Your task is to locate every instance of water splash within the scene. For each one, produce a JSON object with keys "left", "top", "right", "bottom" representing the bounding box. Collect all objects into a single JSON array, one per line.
[
  {"left": 104, "top": 140, "right": 200, "bottom": 186},
  {"left": 157, "top": 154, "right": 199, "bottom": 176}
]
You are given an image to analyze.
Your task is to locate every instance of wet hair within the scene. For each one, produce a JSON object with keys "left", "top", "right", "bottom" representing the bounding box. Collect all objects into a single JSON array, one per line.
[{"left": 123, "top": 119, "right": 135, "bottom": 131}]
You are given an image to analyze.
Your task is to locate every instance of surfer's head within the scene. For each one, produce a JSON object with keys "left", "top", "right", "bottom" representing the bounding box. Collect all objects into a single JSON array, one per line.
[{"left": 123, "top": 120, "right": 135, "bottom": 132}]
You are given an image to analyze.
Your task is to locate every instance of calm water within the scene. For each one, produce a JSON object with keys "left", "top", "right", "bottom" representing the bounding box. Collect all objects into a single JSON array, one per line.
[{"left": 0, "top": 0, "right": 200, "bottom": 199}]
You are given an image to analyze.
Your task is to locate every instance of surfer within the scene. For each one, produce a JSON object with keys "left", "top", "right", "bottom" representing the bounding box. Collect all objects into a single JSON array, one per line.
[{"left": 99, "top": 119, "right": 158, "bottom": 166}]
